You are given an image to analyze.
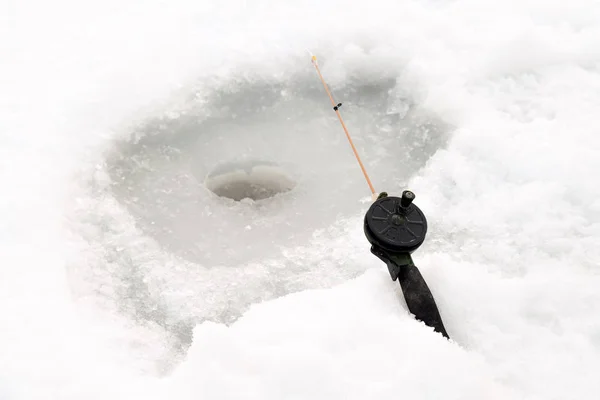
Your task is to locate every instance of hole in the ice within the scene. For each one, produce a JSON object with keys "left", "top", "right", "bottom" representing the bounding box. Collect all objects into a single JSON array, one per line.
[{"left": 205, "top": 161, "right": 296, "bottom": 201}]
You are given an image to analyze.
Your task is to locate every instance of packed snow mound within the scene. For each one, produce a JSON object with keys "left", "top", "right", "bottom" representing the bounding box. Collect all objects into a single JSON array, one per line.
[
  {"left": 166, "top": 269, "right": 512, "bottom": 400},
  {"left": 163, "top": 256, "right": 600, "bottom": 400}
]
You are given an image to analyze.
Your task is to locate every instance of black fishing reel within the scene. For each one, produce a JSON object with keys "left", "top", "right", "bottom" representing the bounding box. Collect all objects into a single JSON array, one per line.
[{"left": 364, "top": 190, "right": 449, "bottom": 339}]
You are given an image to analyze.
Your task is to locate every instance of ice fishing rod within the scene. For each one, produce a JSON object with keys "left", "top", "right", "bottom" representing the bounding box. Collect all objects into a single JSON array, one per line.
[{"left": 311, "top": 54, "right": 449, "bottom": 339}]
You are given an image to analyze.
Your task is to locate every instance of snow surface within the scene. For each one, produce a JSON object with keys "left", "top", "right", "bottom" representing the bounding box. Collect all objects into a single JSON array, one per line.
[{"left": 2, "top": 0, "right": 600, "bottom": 399}]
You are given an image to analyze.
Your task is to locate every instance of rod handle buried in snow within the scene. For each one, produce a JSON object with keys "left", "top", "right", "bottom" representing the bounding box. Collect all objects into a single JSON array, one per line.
[
  {"left": 370, "top": 247, "right": 449, "bottom": 338},
  {"left": 397, "top": 261, "right": 449, "bottom": 338}
]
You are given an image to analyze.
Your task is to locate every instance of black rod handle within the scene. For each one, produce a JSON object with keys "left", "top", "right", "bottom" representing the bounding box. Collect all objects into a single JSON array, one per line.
[{"left": 397, "top": 263, "right": 449, "bottom": 339}]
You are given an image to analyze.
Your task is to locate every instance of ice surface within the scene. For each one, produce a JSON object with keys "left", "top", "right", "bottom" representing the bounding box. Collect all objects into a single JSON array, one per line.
[{"left": 2, "top": 0, "right": 600, "bottom": 399}]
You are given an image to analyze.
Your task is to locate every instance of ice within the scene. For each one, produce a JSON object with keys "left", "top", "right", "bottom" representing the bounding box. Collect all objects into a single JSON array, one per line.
[
  {"left": 385, "top": 80, "right": 412, "bottom": 118},
  {"left": 2, "top": 0, "right": 600, "bottom": 399}
]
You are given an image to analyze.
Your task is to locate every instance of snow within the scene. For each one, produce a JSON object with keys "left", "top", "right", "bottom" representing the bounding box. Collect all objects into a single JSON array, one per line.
[
  {"left": 166, "top": 270, "right": 512, "bottom": 400},
  {"left": 2, "top": 0, "right": 600, "bottom": 399}
]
